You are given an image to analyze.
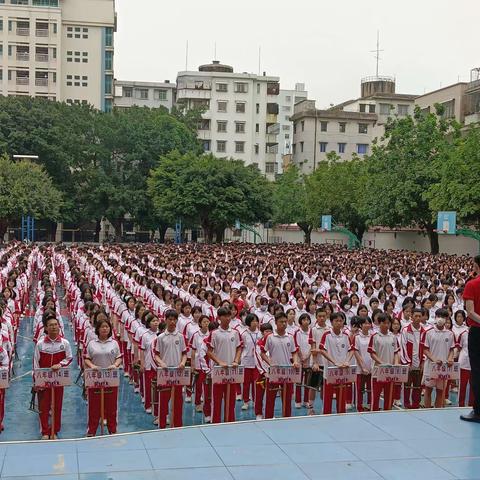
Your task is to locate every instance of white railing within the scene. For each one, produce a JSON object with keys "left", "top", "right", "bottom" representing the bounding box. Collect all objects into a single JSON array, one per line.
[
  {"left": 35, "top": 54, "right": 49, "bottom": 62},
  {"left": 16, "top": 77, "right": 30, "bottom": 85},
  {"left": 35, "top": 78, "right": 48, "bottom": 87},
  {"left": 16, "top": 28, "right": 30, "bottom": 36},
  {"left": 16, "top": 53, "right": 30, "bottom": 61},
  {"left": 36, "top": 29, "right": 49, "bottom": 37}
]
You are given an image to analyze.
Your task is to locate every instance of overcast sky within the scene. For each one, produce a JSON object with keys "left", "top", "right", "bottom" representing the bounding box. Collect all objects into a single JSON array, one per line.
[{"left": 114, "top": 0, "right": 479, "bottom": 108}]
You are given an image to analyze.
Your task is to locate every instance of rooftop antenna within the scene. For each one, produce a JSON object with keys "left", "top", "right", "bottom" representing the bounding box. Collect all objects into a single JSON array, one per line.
[
  {"left": 370, "top": 30, "right": 383, "bottom": 77},
  {"left": 185, "top": 40, "right": 189, "bottom": 70}
]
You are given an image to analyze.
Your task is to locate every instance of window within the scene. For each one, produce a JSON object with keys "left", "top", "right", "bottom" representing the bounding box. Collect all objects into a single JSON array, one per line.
[
  {"left": 300, "top": 141, "right": 304, "bottom": 153},
  {"left": 282, "top": 124, "right": 290, "bottom": 131},
  {"left": 254, "top": 144, "right": 259, "bottom": 154},
  {"left": 216, "top": 83, "right": 228, "bottom": 92},
  {"left": 0, "top": 69, "right": 2, "bottom": 81},
  {"left": 235, "top": 82, "right": 248, "bottom": 93},
  {"left": 319, "top": 142, "right": 327, "bottom": 152},
  {"left": 285, "top": 134, "right": 289, "bottom": 139},
  {"left": 265, "top": 162, "right": 276, "bottom": 174},
  {"left": 105, "top": 51, "right": 113, "bottom": 70},
  {"left": 155, "top": 89, "right": 167, "bottom": 101},
  {"left": 256, "top": 83, "right": 260, "bottom": 94},
  {"left": 217, "top": 140, "right": 226, "bottom": 153},
  {"left": 235, "top": 141, "right": 245, "bottom": 153},
  {"left": 339, "top": 122, "right": 346, "bottom": 133},
  {"left": 358, "top": 123, "right": 368, "bottom": 134},
  {"left": 338, "top": 143, "right": 346, "bottom": 154},
  {"left": 359, "top": 104, "right": 366, "bottom": 113},
  {"left": 379, "top": 103, "right": 392, "bottom": 115},
  {"left": 217, "top": 120, "right": 227, "bottom": 132},
  {"left": 8, "top": 20, "right": 12, "bottom": 32},
  {"left": 441, "top": 100, "right": 455, "bottom": 119},
  {"left": 357, "top": 144, "right": 369, "bottom": 155},
  {"left": 293, "top": 123, "right": 297, "bottom": 134},
  {"left": 198, "top": 119, "right": 210, "bottom": 130},
  {"left": 105, "top": 27, "right": 113, "bottom": 47},
  {"left": 285, "top": 115, "right": 290, "bottom": 121},
  {"left": 0, "top": 45, "right": 2, "bottom": 56},
  {"left": 301, "top": 120, "right": 305, "bottom": 132},
  {"left": 320, "top": 121, "right": 328, "bottom": 132},
  {"left": 217, "top": 101, "right": 227, "bottom": 112},
  {"left": 0, "top": 20, "right": 3, "bottom": 32},
  {"left": 235, "top": 122, "right": 245, "bottom": 133},
  {"left": 282, "top": 105, "right": 291, "bottom": 112},
  {"left": 137, "top": 88, "right": 148, "bottom": 100},
  {"left": 285, "top": 95, "right": 291, "bottom": 102},
  {"left": 256, "top": 103, "right": 260, "bottom": 114},
  {"left": 369, "top": 104, "right": 376, "bottom": 113},
  {"left": 124, "top": 87, "right": 133, "bottom": 98},
  {"left": 202, "top": 140, "right": 211, "bottom": 152},
  {"left": 236, "top": 102, "right": 245, "bottom": 113},
  {"left": 397, "top": 104, "right": 409, "bottom": 116},
  {"left": 105, "top": 75, "right": 112, "bottom": 94},
  {"left": 255, "top": 123, "right": 259, "bottom": 133}
]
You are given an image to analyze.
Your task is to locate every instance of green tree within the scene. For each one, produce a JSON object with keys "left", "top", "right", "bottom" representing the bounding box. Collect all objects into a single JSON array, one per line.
[
  {"left": 272, "top": 165, "right": 314, "bottom": 243},
  {"left": 0, "top": 155, "right": 62, "bottom": 239},
  {"left": 426, "top": 125, "right": 480, "bottom": 228},
  {"left": 308, "top": 153, "right": 368, "bottom": 241},
  {"left": 148, "top": 152, "right": 272, "bottom": 243},
  {"left": 360, "top": 106, "right": 460, "bottom": 254}
]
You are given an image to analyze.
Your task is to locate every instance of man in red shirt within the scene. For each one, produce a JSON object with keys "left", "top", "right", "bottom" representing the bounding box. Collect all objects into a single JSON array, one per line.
[{"left": 461, "top": 255, "right": 480, "bottom": 423}]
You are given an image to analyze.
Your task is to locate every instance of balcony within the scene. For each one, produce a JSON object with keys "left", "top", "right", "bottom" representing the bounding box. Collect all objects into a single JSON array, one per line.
[
  {"left": 36, "top": 29, "right": 49, "bottom": 37},
  {"left": 176, "top": 88, "right": 211, "bottom": 100},
  {"left": 465, "top": 113, "right": 480, "bottom": 126},
  {"left": 16, "top": 77, "right": 30, "bottom": 86},
  {"left": 16, "top": 28, "right": 30, "bottom": 36},
  {"left": 16, "top": 53, "right": 30, "bottom": 61},
  {"left": 266, "top": 133, "right": 278, "bottom": 145},
  {"left": 266, "top": 113, "right": 278, "bottom": 124},
  {"left": 35, "top": 78, "right": 48, "bottom": 87},
  {"left": 35, "top": 54, "right": 49, "bottom": 62}
]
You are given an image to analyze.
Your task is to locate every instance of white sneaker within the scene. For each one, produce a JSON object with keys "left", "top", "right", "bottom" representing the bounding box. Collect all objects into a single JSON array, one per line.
[
  {"left": 124, "top": 372, "right": 129, "bottom": 378},
  {"left": 166, "top": 415, "right": 170, "bottom": 425},
  {"left": 444, "top": 399, "right": 452, "bottom": 406},
  {"left": 236, "top": 394, "right": 242, "bottom": 402},
  {"left": 394, "top": 400, "right": 402, "bottom": 407},
  {"left": 153, "top": 418, "right": 158, "bottom": 425},
  {"left": 295, "top": 402, "right": 302, "bottom": 409},
  {"left": 256, "top": 415, "right": 263, "bottom": 420},
  {"left": 346, "top": 403, "right": 353, "bottom": 411},
  {"left": 185, "top": 396, "right": 192, "bottom": 403},
  {"left": 145, "top": 407, "right": 152, "bottom": 414},
  {"left": 195, "top": 405, "right": 203, "bottom": 413},
  {"left": 241, "top": 402, "right": 249, "bottom": 410},
  {"left": 451, "top": 387, "right": 458, "bottom": 393},
  {"left": 134, "top": 387, "right": 140, "bottom": 394},
  {"left": 204, "top": 416, "right": 211, "bottom": 423}
]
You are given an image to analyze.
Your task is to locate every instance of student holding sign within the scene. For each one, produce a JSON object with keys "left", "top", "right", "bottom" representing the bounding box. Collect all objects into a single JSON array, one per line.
[
  {"left": 154, "top": 309, "right": 187, "bottom": 428},
  {"left": 320, "top": 312, "right": 355, "bottom": 414},
  {"left": 260, "top": 311, "right": 300, "bottom": 419},
  {"left": 206, "top": 307, "right": 242, "bottom": 423},
  {"left": 368, "top": 313, "right": 400, "bottom": 411},
  {"left": 421, "top": 308, "right": 455, "bottom": 408},
  {"left": 84, "top": 318, "right": 123, "bottom": 436},
  {"left": 33, "top": 314, "right": 72, "bottom": 440}
]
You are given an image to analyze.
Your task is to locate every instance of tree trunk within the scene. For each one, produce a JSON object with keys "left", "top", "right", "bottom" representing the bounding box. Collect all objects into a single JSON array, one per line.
[
  {"left": 297, "top": 223, "right": 312, "bottom": 244},
  {"left": 110, "top": 218, "right": 123, "bottom": 243},
  {"left": 352, "top": 223, "right": 366, "bottom": 246},
  {"left": 426, "top": 225, "right": 440, "bottom": 254},
  {"left": 201, "top": 220, "right": 214, "bottom": 244},
  {"left": 48, "top": 221, "right": 57, "bottom": 242},
  {"left": 214, "top": 225, "right": 225, "bottom": 243},
  {"left": 0, "top": 219, "right": 8, "bottom": 243},
  {"left": 94, "top": 219, "right": 101, "bottom": 243},
  {"left": 158, "top": 224, "right": 168, "bottom": 243}
]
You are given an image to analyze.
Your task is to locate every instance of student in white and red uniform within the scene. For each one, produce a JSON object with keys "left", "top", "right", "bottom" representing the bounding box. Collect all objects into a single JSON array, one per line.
[
  {"left": 154, "top": 309, "right": 187, "bottom": 428},
  {"left": 294, "top": 313, "right": 311, "bottom": 408},
  {"left": 261, "top": 311, "right": 300, "bottom": 419},
  {"left": 320, "top": 312, "right": 355, "bottom": 414},
  {"left": 368, "top": 313, "right": 400, "bottom": 411},
  {"left": 0, "top": 345, "right": 9, "bottom": 432},
  {"left": 84, "top": 317, "right": 122, "bottom": 436},
  {"left": 457, "top": 326, "right": 474, "bottom": 408},
  {"left": 240, "top": 313, "right": 260, "bottom": 411},
  {"left": 353, "top": 316, "right": 373, "bottom": 411},
  {"left": 139, "top": 312, "right": 160, "bottom": 415},
  {"left": 206, "top": 307, "right": 242, "bottom": 423},
  {"left": 189, "top": 315, "right": 210, "bottom": 415},
  {"left": 401, "top": 308, "right": 425, "bottom": 409},
  {"left": 33, "top": 314, "right": 72, "bottom": 440},
  {"left": 421, "top": 308, "right": 455, "bottom": 408},
  {"left": 254, "top": 323, "right": 273, "bottom": 420}
]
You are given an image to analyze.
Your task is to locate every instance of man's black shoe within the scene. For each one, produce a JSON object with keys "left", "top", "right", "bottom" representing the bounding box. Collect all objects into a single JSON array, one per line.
[{"left": 460, "top": 411, "right": 480, "bottom": 423}]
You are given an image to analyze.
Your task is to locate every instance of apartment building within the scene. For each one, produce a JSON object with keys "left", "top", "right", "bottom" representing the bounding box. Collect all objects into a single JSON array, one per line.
[
  {"left": 176, "top": 60, "right": 280, "bottom": 177},
  {"left": 0, "top": 0, "right": 115, "bottom": 111},
  {"left": 276, "top": 83, "right": 307, "bottom": 172},
  {"left": 465, "top": 67, "right": 480, "bottom": 126},
  {"left": 114, "top": 80, "right": 176, "bottom": 111},
  {"left": 291, "top": 99, "right": 378, "bottom": 174}
]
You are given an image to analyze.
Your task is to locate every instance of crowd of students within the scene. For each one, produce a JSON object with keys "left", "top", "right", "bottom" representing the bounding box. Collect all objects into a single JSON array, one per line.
[{"left": 0, "top": 241, "right": 477, "bottom": 439}]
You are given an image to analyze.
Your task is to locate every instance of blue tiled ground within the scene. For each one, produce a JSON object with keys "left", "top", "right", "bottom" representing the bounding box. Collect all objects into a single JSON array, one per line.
[{"left": 0, "top": 408, "right": 477, "bottom": 479}]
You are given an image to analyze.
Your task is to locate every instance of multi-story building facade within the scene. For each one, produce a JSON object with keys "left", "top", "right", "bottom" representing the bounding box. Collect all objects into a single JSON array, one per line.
[
  {"left": 176, "top": 60, "right": 280, "bottom": 177},
  {"left": 292, "top": 76, "right": 418, "bottom": 173},
  {"left": 465, "top": 67, "right": 480, "bottom": 126},
  {"left": 0, "top": 0, "right": 115, "bottom": 111},
  {"left": 114, "top": 79, "right": 176, "bottom": 111},
  {"left": 277, "top": 83, "right": 307, "bottom": 172}
]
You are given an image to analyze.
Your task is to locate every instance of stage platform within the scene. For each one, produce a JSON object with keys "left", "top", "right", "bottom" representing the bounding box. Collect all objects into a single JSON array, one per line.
[{"left": 0, "top": 407, "right": 478, "bottom": 479}]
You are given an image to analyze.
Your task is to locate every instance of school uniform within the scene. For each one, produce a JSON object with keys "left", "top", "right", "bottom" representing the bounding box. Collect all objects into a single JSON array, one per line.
[
  {"left": 421, "top": 327, "right": 455, "bottom": 389},
  {"left": 205, "top": 327, "right": 242, "bottom": 423},
  {"left": 457, "top": 330, "right": 475, "bottom": 407},
  {"left": 189, "top": 330, "right": 209, "bottom": 410},
  {"left": 139, "top": 330, "right": 158, "bottom": 413},
  {"left": 294, "top": 328, "right": 311, "bottom": 405},
  {"left": 34, "top": 336, "right": 72, "bottom": 437},
  {"left": 0, "top": 347, "right": 9, "bottom": 430},
  {"left": 85, "top": 337, "right": 122, "bottom": 435},
  {"left": 353, "top": 332, "right": 372, "bottom": 411},
  {"left": 401, "top": 323, "right": 425, "bottom": 408},
  {"left": 241, "top": 329, "right": 261, "bottom": 404},
  {"left": 154, "top": 329, "right": 187, "bottom": 428}
]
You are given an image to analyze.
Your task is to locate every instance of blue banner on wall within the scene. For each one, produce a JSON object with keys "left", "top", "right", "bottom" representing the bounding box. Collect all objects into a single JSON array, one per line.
[{"left": 437, "top": 211, "right": 456, "bottom": 235}]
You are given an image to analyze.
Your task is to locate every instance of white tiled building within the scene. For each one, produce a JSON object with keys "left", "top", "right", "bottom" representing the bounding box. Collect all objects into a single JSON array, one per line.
[
  {"left": 114, "top": 79, "right": 176, "bottom": 111},
  {"left": 0, "top": 0, "right": 115, "bottom": 111},
  {"left": 176, "top": 60, "right": 280, "bottom": 177}
]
